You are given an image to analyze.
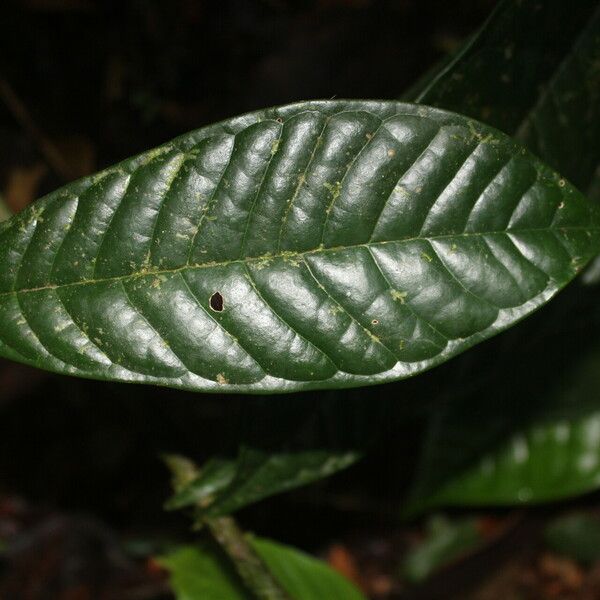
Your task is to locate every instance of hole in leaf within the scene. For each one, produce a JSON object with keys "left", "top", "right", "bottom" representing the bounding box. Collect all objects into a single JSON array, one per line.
[
  {"left": 276, "top": 117, "right": 283, "bottom": 123},
  {"left": 209, "top": 292, "right": 224, "bottom": 312}
]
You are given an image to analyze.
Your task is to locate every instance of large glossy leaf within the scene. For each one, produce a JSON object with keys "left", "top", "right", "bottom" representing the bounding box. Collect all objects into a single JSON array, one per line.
[
  {"left": 0, "top": 100, "right": 597, "bottom": 393},
  {"left": 159, "top": 539, "right": 366, "bottom": 600},
  {"left": 406, "top": 0, "right": 600, "bottom": 202}
]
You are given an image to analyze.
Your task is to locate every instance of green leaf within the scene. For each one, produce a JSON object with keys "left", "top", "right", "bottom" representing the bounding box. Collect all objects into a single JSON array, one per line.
[
  {"left": 166, "top": 456, "right": 237, "bottom": 510},
  {"left": 407, "top": 340, "right": 600, "bottom": 512},
  {"left": 420, "top": 411, "right": 600, "bottom": 508},
  {"left": 167, "top": 447, "right": 360, "bottom": 515},
  {"left": 251, "top": 537, "right": 365, "bottom": 600},
  {"left": 159, "top": 544, "right": 248, "bottom": 599},
  {"left": 401, "top": 514, "right": 481, "bottom": 583},
  {"left": 406, "top": 0, "right": 600, "bottom": 201},
  {"left": 0, "top": 100, "right": 597, "bottom": 393},
  {"left": 165, "top": 394, "right": 382, "bottom": 516},
  {"left": 159, "top": 539, "right": 366, "bottom": 600},
  {"left": 545, "top": 513, "right": 600, "bottom": 565}
]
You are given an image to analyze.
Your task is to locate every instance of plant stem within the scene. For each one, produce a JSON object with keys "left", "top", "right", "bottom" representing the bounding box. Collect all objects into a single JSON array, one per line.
[{"left": 205, "top": 516, "right": 292, "bottom": 600}]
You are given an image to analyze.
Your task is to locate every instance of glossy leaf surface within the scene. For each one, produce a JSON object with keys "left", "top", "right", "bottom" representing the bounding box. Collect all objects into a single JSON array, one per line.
[
  {"left": 160, "top": 539, "right": 366, "bottom": 600},
  {"left": 0, "top": 100, "right": 598, "bottom": 393}
]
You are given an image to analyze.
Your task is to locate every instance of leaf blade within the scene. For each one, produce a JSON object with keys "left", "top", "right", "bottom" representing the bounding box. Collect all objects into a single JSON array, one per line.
[
  {"left": 159, "top": 539, "right": 367, "bottom": 600},
  {"left": 406, "top": 334, "right": 600, "bottom": 512},
  {"left": 1, "top": 101, "right": 597, "bottom": 393}
]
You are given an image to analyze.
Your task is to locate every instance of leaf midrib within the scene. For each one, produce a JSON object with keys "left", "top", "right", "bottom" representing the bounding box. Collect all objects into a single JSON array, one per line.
[{"left": 4, "top": 223, "right": 595, "bottom": 298}]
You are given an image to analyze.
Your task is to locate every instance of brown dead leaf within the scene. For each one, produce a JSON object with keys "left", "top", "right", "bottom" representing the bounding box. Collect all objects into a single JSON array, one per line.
[
  {"left": 4, "top": 163, "right": 47, "bottom": 213},
  {"left": 326, "top": 543, "right": 363, "bottom": 588},
  {"left": 539, "top": 553, "right": 584, "bottom": 591}
]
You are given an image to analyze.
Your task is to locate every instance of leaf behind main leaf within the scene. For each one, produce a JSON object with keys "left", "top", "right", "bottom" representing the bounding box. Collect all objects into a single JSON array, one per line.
[
  {"left": 405, "top": 313, "right": 600, "bottom": 513},
  {"left": 0, "top": 100, "right": 598, "bottom": 393},
  {"left": 166, "top": 447, "right": 360, "bottom": 516},
  {"left": 405, "top": 0, "right": 600, "bottom": 202}
]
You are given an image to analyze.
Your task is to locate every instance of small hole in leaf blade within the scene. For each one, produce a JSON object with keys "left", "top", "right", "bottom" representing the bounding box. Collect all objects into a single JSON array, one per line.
[{"left": 209, "top": 292, "right": 224, "bottom": 312}]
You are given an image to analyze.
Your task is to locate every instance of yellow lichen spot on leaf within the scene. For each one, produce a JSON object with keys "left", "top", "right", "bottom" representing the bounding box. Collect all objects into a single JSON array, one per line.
[
  {"left": 323, "top": 181, "right": 342, "bottom": 202},
  {"left": 27, "top": 206, "right": 45, "bottom": 226},
  {"left": 367, "top": 330, "right": 381, "bottom": 343},
  {"left": 328, "top": 304, "right": 343, "bottom": 316},
  {"left": 391, "top": 289, "right": 408, "bottom": 304},
  {"left": 216, "top": 373, "right": 228, "bottom": 385},
  {"left": 420, "top": 251, "right": 433, "bottom": 263},
  {"left": 280, "top": 251, "right": 302, "bottom": 267},
  {"left": 395, "top": 185, "right": 410, "bottom": 198},
  {"left": 251, "top": 254, "right": 273, "bottom": 271},
  {"left": 467, "top": 121, "right": 498, "bottom": 145}
]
